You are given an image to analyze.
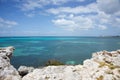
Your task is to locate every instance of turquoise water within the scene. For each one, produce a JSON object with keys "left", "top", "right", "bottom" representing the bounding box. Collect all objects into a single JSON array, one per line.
[{"left": 0, "top": 36, "right": 120, "bottom": 68}]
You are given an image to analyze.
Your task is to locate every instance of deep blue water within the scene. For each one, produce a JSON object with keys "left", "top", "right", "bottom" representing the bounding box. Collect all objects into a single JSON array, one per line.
[{"left": 0, "top": 36, "right": 120, "bottom": 68}]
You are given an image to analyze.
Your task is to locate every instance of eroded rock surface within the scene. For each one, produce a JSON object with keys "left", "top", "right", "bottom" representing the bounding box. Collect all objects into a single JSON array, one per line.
[
  {"left": 18, "top": 66, "right": 34, "bottom": 77},
  {"left": 23, "top": 50, "right": 120, "bottom": 80},
  {"left": 0, "top": 46, "right": 120, "bottom": 80},
  {"left": 0, "top": 46, "right": 21, "bottom": 80}
]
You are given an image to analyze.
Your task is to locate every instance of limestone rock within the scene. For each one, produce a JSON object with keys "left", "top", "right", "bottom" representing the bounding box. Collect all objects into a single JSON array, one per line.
[
  {"left": 0, "top": 46, "right": 15, "bottom": 58},
  {"left": 0, "top": 46, "right": 120, "bottom": 80},
  {"left": 0, "top": 46, "right": 21, "bottom": 80},
  {"left": 23, "top": 50, "right": 120, "bottom": 80},
  {"left": 18, "top": 66, "right": 34, "bottom": 77},
  {"left": 22, "top": 65, "right": 82, "bottom": 80}
]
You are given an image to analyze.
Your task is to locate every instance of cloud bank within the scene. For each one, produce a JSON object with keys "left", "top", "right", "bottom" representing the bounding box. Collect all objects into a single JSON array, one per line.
[
  {"left": 47, "top": 0, "right": 120, "bottom": 31},
  {"left": 16, "top": 0, "right": 120, "bottom": 31},
  {"left": 0, "top": 17, "right": 18, "bottom": 28}
]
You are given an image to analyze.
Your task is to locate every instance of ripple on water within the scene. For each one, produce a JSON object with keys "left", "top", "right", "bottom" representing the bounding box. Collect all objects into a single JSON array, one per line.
[
  {"left": 63, "top": 41, "right": 103, "bottom": 44},
  {"left": 14, "top": 46, "right": 46, "bottom": 56},
  {"left": 66, "top": 61, "right": 76, "bottom": 65},
  {"left": 118, "top": 42, "right": 120, "bottom": 44}
]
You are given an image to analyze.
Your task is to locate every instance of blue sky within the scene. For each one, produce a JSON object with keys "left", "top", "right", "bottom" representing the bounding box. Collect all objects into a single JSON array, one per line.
[{"left": 0, "top": 0, "right": 120, "bottom": 36}]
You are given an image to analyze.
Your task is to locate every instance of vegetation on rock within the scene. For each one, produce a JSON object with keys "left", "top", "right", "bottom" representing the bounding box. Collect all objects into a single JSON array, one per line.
[{"left": 45, "top": 59, "right": 64, "bottom": 66}]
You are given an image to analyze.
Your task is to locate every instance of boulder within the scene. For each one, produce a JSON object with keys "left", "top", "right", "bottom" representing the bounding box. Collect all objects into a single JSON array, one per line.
[{"left": 18, "top": 66, "right": 34, "bottom": 77}]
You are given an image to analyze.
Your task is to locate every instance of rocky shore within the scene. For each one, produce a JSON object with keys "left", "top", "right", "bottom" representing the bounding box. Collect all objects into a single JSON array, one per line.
[{"left": 0, "top": 46, "right": 120, "bottom": 80}]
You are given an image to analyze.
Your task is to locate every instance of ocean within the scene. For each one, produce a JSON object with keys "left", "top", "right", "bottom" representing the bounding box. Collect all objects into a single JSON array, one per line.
[{"left": 0, "top": 36, "right": 120, "bottom": 68}]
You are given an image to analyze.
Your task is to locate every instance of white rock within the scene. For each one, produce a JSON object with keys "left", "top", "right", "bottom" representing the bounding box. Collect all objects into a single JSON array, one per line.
[
  {"left": 0, "top": 46, "right": 21, "bottom": 80},
  {"left": 23, "top": 50, "right": 120, "bottom": 80},
  {"left": 18, "top": 66, "right": 34, "bottom": 77},
  {"left": 1, "top": 46, "right": 120, "bottom": 80},
  {"left": 83, "top": 59, "right": 99, "bottom": 69}
]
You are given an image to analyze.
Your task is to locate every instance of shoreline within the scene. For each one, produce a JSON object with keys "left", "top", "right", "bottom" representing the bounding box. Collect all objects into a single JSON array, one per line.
[{"left": 0, "top": 46, "right": 120, "bottom": 80}]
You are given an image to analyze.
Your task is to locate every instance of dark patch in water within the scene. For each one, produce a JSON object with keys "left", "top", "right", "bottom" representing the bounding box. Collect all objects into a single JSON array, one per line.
[{"left": 11, "top": 54, "right": 54, "bottom": 69}]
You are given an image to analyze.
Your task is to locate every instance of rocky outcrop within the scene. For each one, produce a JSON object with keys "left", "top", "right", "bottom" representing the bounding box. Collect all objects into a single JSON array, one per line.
[
  {"left": 22, "top": 50, "right": 120, "bottom": 80},
  {"left": 0, "top": 46, "right": 21, "bottom": 80},
  {"left": 18, "top": 66, "right": 34, "bottom": 77},
  {"left": 0, "top": 46, "right": 120, "bottom": 80}
]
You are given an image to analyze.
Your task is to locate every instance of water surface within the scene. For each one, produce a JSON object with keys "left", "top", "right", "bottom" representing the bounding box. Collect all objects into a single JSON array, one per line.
[{"left": 0, "top": 36, "right": 120, "bottom": 68}]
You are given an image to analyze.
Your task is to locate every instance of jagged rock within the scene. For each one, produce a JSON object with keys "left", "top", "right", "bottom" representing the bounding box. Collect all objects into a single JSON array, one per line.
[
  {"left": 83, "top": 59, "right": 100, "bottom": 69},
  {"left": 92, "top": 50, "right": 120, "bottom": 67},
  {"left": 18, "top": 66, "right": 34, "bottom": 77},
  {"left": 0, "top": 46, "right": 15, "bottom": 58},
  {"left": 23, "top": 50, "right": 120, "bottom": 80},
  {"left": 22, "top": 65, "right": 81, "bottom": 80},
  {"left": 0, "top": 46, "right": 21, "bottom": 80},
  {"left": 0, "top": 46, "right": 120, "bottom": 80}
]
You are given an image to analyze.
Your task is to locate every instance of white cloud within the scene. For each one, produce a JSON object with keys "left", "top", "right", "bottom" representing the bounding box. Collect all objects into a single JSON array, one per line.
[
  {"left": 97, "top": 0, "right": 120, "bottom": 14},
  {"left": 77, "top": 0, "right": 85, "bottom": 2},
  {"left": 116, "top": 18, "right": 120, "bottom": 23},
  {"left": 97, "top": 11, "right": 111, "bottom": 24},
  {"left": 20, "top": 0, "right": 42, "bottom": 11},
  {"left": 20, "top": 0, "right": 73, "bottom": 11},
  {"left": 52, "top": 18, "right": 76, "bottom": 31},
  {"left": 114, "top": 11, "right": 120, "bottom": 17},
  {"left": 57, "top": 14, "right": 67, "bottom": 18},
  {"left": 24, "top": 11, "right": 35, "bottom": 17},
  {"left": 47, "top": 0, "right": 120, "bottom": 31},
  {"left": 17, "top": 0, "right": 120, "bottom": 31},
  {"left": 52, "top": 15, "right": 94, "bottom": 31},
  {"left": 0, "top": 17, "right": 18, "bottom": 28},
  {"left": 19, "top": 0, "right": 88, "bottom": 11},
  {"left": 96, "top": 10, "right": 120, "bottom": 28},
  {"left": 25, "top": 13, "right": 35, "bottom": 17},
  {"left": 47, "top": 3, "right": 98, "bottom": 14},
  {"left": 48, "top": 3, "right": 97, "bottom": 31},
  {"left": 50, "top": 0, "right": 70, "bottom": 5},
  {"left": 98, "top": 25, "right": 107, "bottom": 30}
]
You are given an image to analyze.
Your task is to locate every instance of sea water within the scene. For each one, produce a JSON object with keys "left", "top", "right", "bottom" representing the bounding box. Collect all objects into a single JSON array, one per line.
[{"left": 0, "top": 36, "right": 120, "bottom": 68}]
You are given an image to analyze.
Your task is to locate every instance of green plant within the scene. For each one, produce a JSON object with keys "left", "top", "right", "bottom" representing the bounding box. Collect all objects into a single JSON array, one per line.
[{"left": 45, "top": 59, "right": 64, "bottom": 66}]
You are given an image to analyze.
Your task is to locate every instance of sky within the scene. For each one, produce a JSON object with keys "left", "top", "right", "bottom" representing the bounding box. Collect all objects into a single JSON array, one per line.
[{"left": 0, "top": 0, "right": 120, "bottom": 36}]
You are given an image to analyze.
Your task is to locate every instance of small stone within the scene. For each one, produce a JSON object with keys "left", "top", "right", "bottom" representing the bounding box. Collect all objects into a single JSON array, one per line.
[{"left": 18, "top": 66, "right": 34, "bottom": 77}]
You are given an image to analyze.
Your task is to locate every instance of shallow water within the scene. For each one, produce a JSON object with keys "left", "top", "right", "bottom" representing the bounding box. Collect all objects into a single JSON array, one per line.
[{"left": 0, "top": 36, "right": 120, "bottom": 68}]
